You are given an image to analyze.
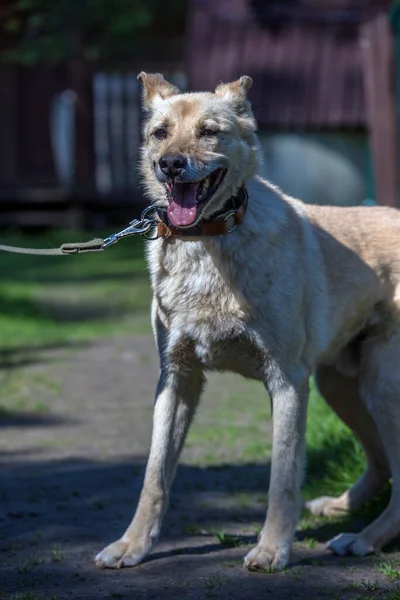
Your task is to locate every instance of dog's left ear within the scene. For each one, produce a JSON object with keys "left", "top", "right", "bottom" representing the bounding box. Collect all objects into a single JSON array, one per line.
[
  {"left": 215, "top": 76, "right": 252, "bottom": 99},
  {"left": 137, "top": 72, "right": 180, "bottom": 111},
  {"left": 215, "top": 76, "right": 253, "bottom": 115}
]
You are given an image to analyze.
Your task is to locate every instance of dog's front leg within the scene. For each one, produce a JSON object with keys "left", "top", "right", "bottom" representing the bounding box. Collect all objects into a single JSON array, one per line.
[
  {"left": 95, "top": 359, "right": 204, "bottom": 569},
  {"left": 245, "top": 366, "right": 309, "bottom": 571}
]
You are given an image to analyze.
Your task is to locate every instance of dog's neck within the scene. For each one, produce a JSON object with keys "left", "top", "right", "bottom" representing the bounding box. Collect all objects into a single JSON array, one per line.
[{"left": 154, "top": 186, "right": 249, "bottom": 239}]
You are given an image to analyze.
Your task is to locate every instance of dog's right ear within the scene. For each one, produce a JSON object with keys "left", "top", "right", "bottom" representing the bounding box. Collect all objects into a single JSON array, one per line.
[{"left": 137, "top": 72, "right": 180, "bottom": 111}]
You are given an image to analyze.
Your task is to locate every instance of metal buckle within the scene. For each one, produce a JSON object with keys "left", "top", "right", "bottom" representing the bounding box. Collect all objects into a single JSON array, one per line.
[
  {"left": 140, "top": 206, "right": 160, "bottom": 240},
  {"left": 223, "top": 209, "right": 238, "bottom": 233}
]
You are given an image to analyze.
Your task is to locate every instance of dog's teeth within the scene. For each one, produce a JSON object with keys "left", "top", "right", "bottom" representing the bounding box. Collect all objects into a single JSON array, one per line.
[{"left": 197, "top": 177, "right": 210, "bottom": 201}]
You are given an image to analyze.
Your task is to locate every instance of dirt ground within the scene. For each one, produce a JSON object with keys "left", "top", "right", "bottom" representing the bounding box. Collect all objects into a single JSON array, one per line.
[{"left": 0, "top": 336, "right": 399, "bottom": 600}]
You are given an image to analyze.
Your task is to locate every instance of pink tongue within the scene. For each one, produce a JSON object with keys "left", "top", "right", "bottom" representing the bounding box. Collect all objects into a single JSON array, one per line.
[{"left": 167, "top": 181, "right": 200, "bottom": 226}]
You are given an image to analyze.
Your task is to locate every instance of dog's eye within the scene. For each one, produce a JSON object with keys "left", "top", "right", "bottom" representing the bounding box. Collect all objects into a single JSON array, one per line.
[
  {"left": 153, "top": 128, "right": 167, "bottom": 140},
  {"left": 201, "top": 129, "right": 218, "bottom": 137}
]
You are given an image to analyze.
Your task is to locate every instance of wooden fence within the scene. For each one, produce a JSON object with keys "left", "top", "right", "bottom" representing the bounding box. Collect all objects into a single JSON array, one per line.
[
  {"left": 0, "top": 64, "right": 186, "bottom": 228},
  {"left": 93, "top": 72, "right": 141, "bottom": 196}
]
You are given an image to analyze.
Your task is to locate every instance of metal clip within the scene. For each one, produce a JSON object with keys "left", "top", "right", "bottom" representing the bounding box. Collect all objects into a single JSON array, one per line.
[{"left": 102, "top": 206, "right": 158, "bottom": 248}]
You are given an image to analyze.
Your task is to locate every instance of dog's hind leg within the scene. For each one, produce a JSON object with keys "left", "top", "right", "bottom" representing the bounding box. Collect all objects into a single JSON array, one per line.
[
  {"left": 95, "top": 322, "right": 205, "bottom": 568},
  {"left": 327, "top": 331, "right": 400, "bottom": 556},
  {"left": 306, "top": 365, "right": 389, "bottom": 518}
]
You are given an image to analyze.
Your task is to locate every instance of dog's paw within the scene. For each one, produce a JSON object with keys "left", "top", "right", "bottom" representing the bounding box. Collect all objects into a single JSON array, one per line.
[
  {"left": 95, "top": 538, "right": 150, "bottom": 569},
  {"left": 326, "top": 533, "right": 375, "bottom": 557},
  {"left": 305, "top": 496, "right": 348, "bottom": 517},
  {"left": 244, "top": 544, "right": 289, "bottom": 572}
]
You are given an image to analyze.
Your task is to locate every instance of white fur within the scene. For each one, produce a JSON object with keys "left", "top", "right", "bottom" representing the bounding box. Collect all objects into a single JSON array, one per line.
[{"left": 95, "top": 74, "right": 400, "bottom": 572}]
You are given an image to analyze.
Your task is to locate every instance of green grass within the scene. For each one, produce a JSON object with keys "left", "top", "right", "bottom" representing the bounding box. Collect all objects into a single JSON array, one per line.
[
  {"left": 0, "top": 229, "right": 152, "bottom": 417},
  {"left": 183, "top": 374, "right": 271, "bottom": 466},
  {"left": 305, "top": 379, "right": 391, "bottom": 520},
  {"left": 183, "top": 371, "right": 368, "bottom": 500},
  {"left": 304, "top": 377, "right": 366, "bottom": 499},
  {"left": 183, "top": 371, "right": 388, "bottom": 530},
  {"left": 0, "top": 229, "right": 151, "bottom": 353},
  {"left": 50, "top": 544, "right": 64, "bottom": 563},
  {"left": 377, "top": 559, "right": 400, "bottom": 580},
  {"left": 214, "top": 532, "right": 244, "bottom": 547}
]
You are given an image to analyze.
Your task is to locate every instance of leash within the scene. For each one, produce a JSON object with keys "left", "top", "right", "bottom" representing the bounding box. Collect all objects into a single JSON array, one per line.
[
  {"left": 0, "top": 188, "right": 248, "bottom": 257},
  {"left": 0, "top": 207, "right": 159, "bottom": 257},
  {"left": 0, "top": 239, "right": 105, "bottom": 256}
]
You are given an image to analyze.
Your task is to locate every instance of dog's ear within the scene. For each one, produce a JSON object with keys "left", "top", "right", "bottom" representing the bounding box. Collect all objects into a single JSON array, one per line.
[
  {"left": 137, "top": 72, "right": 180, "bottom": 111},
  {"left": 215, "top": 76, "right": 252, "bottom": 115},
  {"left": 215, "top": 76, "right": 252, "bottom": 99}
]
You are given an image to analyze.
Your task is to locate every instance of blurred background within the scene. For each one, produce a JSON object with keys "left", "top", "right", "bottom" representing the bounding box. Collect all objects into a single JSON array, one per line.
[
  {"left": 0, "top": 0, "right": 399, "bottom": 231},
  {"left": 1, "top": 3, "right": 400, "bottom": 598}
]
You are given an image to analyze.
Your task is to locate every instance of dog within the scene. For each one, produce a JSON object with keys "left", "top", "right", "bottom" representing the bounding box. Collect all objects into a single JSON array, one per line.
[{"left": 95, "top": 72, "right": 400, "bottom": 571}]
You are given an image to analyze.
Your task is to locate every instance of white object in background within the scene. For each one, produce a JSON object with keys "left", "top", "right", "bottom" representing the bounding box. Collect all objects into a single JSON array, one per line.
[
  {"left": 50, "top": 89, "right": 76, "bottom": 188},
  {"left": 94, "top": 73, "right": 112, "bottom": 195}
]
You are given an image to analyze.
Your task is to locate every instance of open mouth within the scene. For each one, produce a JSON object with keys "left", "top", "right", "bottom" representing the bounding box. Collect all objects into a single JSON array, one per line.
[{"left": 165, "top": 168, "right": 226, "bottom": 227}]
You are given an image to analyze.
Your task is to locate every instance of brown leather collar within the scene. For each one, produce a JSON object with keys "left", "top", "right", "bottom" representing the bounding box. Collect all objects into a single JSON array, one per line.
[{"left": 155, "top": 186, "right": 248, "bottom": 238}]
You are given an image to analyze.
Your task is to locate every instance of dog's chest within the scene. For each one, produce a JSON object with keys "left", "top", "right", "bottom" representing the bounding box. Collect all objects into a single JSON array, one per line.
[{"left": 150, "top": 241, "right": 266, "bottom": 379}]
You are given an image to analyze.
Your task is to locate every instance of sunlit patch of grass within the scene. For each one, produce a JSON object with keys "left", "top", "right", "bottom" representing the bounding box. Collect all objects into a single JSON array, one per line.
[
  {"left": 0, "top": 230, "right": 151, "bottom": 351},
  {"left": 304, "top": 378, "right": 390, "bottom": 521},
  {"left": 183, "top": 374, "right": 271, "bottom": 466},
  {"left": 0, "top": 368, "right": 61, "bottom": 417},
  {"left": 377, "top": 559, "right": 400, "bottom": 580},
  {"left": 304, "top": 378, "right": 365, "bottom": 499}
]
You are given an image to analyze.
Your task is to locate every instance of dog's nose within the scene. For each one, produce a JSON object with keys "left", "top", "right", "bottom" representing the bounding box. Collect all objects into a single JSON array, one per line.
[{"left": 159, "top": 154, "right": 186, "bottom": 178}]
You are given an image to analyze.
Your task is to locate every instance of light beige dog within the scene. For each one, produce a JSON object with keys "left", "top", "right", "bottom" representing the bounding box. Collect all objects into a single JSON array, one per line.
[{"left": 95, "top": 73, "right": 400, "bottom": 572}]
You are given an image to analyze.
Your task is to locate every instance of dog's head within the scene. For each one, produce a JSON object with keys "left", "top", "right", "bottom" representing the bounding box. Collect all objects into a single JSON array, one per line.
[{"left": 138, "top": 72, "right": 259, "bottom": 227}]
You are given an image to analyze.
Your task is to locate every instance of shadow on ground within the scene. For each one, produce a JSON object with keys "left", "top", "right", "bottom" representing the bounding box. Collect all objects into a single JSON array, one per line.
[
  {"left": 0, "top": 410, "right": 74, "bottom": 428},
  {"left": 0, "top": 454, "right": 397, "bottom": 600},
  {"left": 0, "top": 341, "right": 91, "bottom": 370}
]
